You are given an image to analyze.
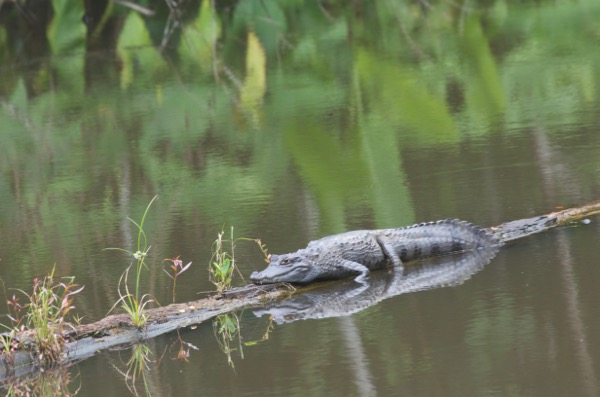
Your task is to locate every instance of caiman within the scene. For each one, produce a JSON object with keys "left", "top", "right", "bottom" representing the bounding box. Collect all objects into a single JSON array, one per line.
[
  {"left": 253, "top": 243, "right": 500, "bottom": 323},
  {"left": 250, "top": 219, "right": 501, "bottom": 284}
]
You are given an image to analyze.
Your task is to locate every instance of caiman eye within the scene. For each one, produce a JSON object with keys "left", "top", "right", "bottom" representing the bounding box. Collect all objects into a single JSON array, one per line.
[{"left": 280, "top": 258, "right": 292, "bottom": 265}]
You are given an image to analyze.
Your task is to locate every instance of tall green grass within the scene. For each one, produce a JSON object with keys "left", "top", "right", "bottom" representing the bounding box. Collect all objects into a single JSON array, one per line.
[{"left": 107, "top": 196, "right": 157, "bottom": 328}]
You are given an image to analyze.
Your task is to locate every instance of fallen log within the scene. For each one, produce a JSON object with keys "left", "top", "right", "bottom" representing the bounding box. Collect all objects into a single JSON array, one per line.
[
  {"left": 0, "top": 283, "right": 293, "bottom": 381},
  {"left": 490, "top": 201, "right": 600, "bottom": 242},
  {"left": 1, "top": 201, "right": 599, "bottom": 381}
]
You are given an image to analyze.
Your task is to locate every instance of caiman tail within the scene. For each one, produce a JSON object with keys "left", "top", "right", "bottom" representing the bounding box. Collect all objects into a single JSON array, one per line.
[{"left": 385, "top": 218, "right": 502, "bottom": 263}]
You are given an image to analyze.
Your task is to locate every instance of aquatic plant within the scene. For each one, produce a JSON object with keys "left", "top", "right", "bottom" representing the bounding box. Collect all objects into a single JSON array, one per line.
[
  {"left": 254, "top": 238, "right": 271, "bottom": 264},
  {"left": 209, "top": 230, "right": 271, "bottom": 292},
  {"left": 107, "top": 196, "right": 157, "bottom": 328},
  {"left": 0, "top": 294, "right": 25, "bottom": 366},
  {"left": 209, "top": 227, "right": 240, "bottom": 292},
  {"left": 162, "top": 255, "right": 192, "bottom": 303},
  {"left": 1, "top": 267, "right": 84, "bottom": 366}
]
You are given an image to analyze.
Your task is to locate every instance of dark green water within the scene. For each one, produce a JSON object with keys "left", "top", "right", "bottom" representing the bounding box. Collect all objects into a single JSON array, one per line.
[{"left": 1, "top": 1, "right": 600, "bottom": 396}]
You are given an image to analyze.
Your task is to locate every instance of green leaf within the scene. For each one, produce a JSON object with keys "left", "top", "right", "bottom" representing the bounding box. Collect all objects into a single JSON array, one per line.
[{"left": 221, "top": 258, "right": 231, "bottom": 274}]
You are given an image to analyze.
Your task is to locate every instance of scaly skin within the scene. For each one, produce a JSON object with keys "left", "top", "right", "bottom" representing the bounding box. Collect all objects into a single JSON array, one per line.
[{"left": 250, "top": 219, "right": 501, "bottom": 284}]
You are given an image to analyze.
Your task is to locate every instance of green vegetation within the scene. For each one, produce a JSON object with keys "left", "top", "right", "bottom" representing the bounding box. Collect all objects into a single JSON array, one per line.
[
  {"left": 107, "top": 196, "right": 158, "bottom": 328},
  {"left": 209, "top": 228, "right": 241, "bottom": 292},
  {"left": 162, "top": 256, "right": 192, "bottom": 303},
  {"left": 209, "top": 229, "right": 271, "bottom": 292},
  {"left": 1, "top": 267, "right": 83, "bottom": 366}
]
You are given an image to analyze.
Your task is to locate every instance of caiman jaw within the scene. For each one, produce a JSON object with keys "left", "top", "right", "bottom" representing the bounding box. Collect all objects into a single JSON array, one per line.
[
  {"left": 250, "top": 264, "right": 312, "bottom": 284},
  {"left": 250, "top": 271, "right": 274, "bottom": 284}
]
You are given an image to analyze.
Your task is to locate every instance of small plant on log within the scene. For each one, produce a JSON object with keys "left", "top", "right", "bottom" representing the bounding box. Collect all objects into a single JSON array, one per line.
[
  {"left": 0, "top": 294, "right": 25, "bottom": 366},
  {"left": 107, "top": 196, "right": 157, "bottom": 328},
  {"left": 162, "top": 256, "right": 192, "bottom": 303},
  {"left": 209, "top": 230, "right": 271, "bottom": 292},
  {"left": 1, "top": 267, "right": 83, "bottom": 367},
  {"left": 254, "top": 238, "right": 271, "bottom": 264},
  {"left": 209, "top": 227, "right": 241, "bottom": 292}
]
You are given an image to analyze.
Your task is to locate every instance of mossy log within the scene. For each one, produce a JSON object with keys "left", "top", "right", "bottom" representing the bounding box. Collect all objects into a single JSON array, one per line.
[{"left": 1, "top": 201, "right": 599, "bottom": 381}]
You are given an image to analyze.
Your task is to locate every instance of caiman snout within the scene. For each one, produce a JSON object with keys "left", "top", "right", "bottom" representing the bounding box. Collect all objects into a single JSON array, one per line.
[
  {"left": 250, "top": 271, "right": 262, "bottom": 282},
  {"left": 250, "top": 269, "right": 275, "bottom": 284}
]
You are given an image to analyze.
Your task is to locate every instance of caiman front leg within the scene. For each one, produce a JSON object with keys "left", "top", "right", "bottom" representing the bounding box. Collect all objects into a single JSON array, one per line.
[
  {"left": 375, "top": 236, "right": 404, "bottom": 272},
  {"left": 338, "top": 259, "right": 371, "bottom": 283}
]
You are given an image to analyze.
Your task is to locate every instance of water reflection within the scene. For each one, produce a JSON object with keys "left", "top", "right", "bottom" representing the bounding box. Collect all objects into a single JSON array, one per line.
[
  {"left": 337, "top": 316, "right": 377, "bottom": 397},
  {"left": 555, "top": 230, "right": 598, "bottom": 397},
  {"left": 1, "top": 366, "right": 80, "bottom": 397},
  {"left": 112, "top": 344, "right": 153, "bottom": 397}
]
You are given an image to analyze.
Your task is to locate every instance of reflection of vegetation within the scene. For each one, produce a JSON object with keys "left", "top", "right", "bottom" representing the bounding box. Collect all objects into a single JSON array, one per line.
[
  {"left": 4, "top": 366, "right": 80, "bottom": 397},
  {"left": 171, "top": 330, "right": 199, "bottom": 363},
  {"left": 213, "top": 313, "right": 243, "bottom": 368},
  {"left": 212, "top": 311, "right": 275, "bottom": 368},
  {"left": 243, "top": 315, "right": 275, "bottom": 347},
  {"left": 113, "top": 344, "right": 153, "bottom": 397}
]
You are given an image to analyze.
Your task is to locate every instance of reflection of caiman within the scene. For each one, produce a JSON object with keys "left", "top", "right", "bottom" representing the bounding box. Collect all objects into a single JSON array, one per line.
[
  {"left": 253, "top": 244, "right": 499, "bottom": 323},
  {"left": 250, "top": 219, "right": 501, "bottom": 284}
]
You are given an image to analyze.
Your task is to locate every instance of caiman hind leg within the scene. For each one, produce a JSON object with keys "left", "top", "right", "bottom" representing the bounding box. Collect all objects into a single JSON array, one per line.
[{"left": 375, "top": 236, "right": 404, "bottom": 272}]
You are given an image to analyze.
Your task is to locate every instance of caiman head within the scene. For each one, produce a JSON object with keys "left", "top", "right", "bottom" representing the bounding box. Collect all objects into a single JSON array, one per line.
[{"left": 250, "top": 253, "right": 317, "bottom": 284}]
